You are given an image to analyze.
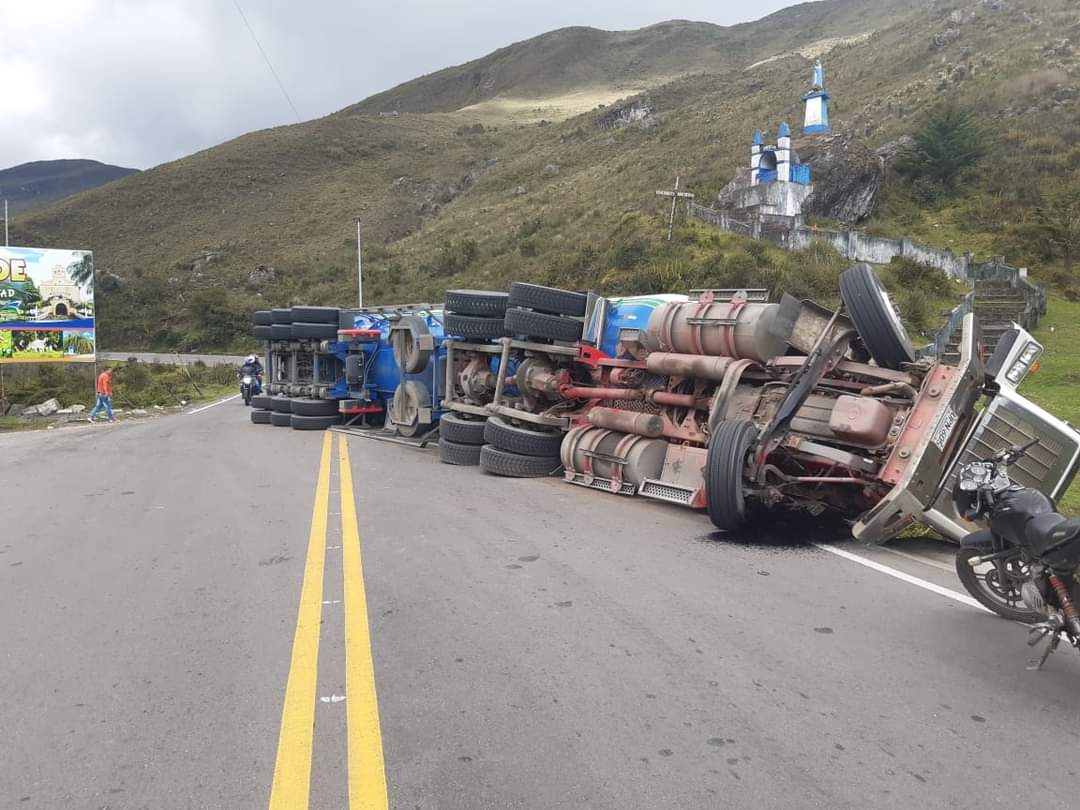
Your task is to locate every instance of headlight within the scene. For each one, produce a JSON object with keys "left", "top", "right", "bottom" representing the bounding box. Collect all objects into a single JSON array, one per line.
[
  {"left": 242, "top": 376, "right": 253, "bottom": 384},
  {"left": 1004, "top": 341, "right": 1042, "bottom": 385}
]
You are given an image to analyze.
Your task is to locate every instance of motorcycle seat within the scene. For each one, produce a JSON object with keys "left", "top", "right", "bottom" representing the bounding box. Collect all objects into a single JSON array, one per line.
[{"left": 1025, "top": 513, "right": 1080, "bottom": 557}]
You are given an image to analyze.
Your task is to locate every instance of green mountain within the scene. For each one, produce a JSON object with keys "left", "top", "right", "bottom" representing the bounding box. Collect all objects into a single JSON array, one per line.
[
  {"left": 0, "top": 159, "right": 138, "bottom": 215},
  {"left": 14, "top": 0, "right": 1080, "bottom": 351}
]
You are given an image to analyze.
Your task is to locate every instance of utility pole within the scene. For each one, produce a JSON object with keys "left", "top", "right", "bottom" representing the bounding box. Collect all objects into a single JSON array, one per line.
[
  {"left": 354, "top": 216, "right": 364, "bottom": 308},
  {"left": 3, "top": 200, "right": 8, "bottom": 246}
]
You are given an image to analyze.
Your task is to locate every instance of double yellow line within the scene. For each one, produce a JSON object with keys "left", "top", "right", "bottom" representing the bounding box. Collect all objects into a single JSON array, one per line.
[{"left": 269, "top": 432, "right": 388, "bottom": 810}]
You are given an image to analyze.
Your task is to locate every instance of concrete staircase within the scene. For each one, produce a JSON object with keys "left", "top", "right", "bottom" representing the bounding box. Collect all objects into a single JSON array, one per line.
[{"left": 931, "top": 260, "right": 1046, "bottom": 365}]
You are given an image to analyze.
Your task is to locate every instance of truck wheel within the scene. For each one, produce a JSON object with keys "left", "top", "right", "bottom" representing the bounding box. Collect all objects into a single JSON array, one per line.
[
  {"left": 439, "top": 439, "right": 483, "bottom": 466},
  {"left": 392, "top": 315, "right": 432, "bottom": 374},
  {"left": 291, "top": 322, "right": 339, "bottom": 340},
  {"left": 445, "top": 313, "right": 506, "bottom": 341},
  {"left": 839, "top": 263, "right": 916, "bottom": 370},
  {"left": 291, "top": 305, "right": 339, "bottom": 324},
  {"left": 250, "top": 409, "right": 272, "bottom": 424},
  {"left": 508, "top": 282, "right": 587, "bottom": 317},
  {"left": 439, "top": 412, "right": 487, "bottom": 445},
  {"left": 291, "top": 414, "right": 343, "bottom": 430},
  {"left": 254, "top": 325, "right": 272, "bottom": 340},
  {"left": 271, "top": 308, "right": 293, "bottom": 324},
  {"left": 253, "top": 310, "right": 274, "bottom": 326},
  {"left": 705, "top": 419, "right": 758, "bottom": 532},
  {"left": 290, "top": 398, "right": 339, "bottom": 417},
  {"left": 251, "top": 394, "right": 272, "bottom": 410},
  {"left": 503, "top": 307, "right": 582, "bottom": 343},
  {"left": 483, "top": 416, "right": 564, "bottom": 456},
  {"left": 479, "top": 444, "right": 562, "bottom": 478},
  {"left": 271, "top": 396, "right": 293, "bottom": 413},
  {"left": 446, "top": 290, "right": 510, "bottom": 317},
  {"left": 270, "top": 324, "right": 292, "bottom": 340},
  {"left": 270, "top": 411, "right": 292, "bottom": 427}
]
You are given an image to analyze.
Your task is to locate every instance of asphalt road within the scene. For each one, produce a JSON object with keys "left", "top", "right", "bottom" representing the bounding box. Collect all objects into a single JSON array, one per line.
[{"left": 2, "top": 403, "right": 1079, "bottom": 809}]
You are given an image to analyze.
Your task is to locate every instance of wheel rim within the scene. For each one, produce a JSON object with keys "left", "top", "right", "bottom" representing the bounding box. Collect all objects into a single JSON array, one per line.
[
  {"left": 965, "top": 554, "right": 1030, "bottom": 611},
  {"left": 872, "top": 277, "right": 913, "bottom": 347}
]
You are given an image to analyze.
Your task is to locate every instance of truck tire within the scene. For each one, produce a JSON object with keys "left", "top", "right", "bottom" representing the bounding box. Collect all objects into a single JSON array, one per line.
[
  {"left": 445, "top": 290, "right": 510, "bottom": 317},
  {"left": 291, "top": 305, "right": 339, "bottom": 324},
  {"left": 483, "top": 416, "right": 564, "bottom": 456},
  {"left": 251, "top": 394, "right": 272, "bottom": 410},
  {"left": 271, "top": 308, "right": 293, "bottom": 324},
  {"left": 508, "top": 282, "right": 587, "bottom": 317},
  {"left": 291, "top": 322, "right": 339, "bottom": 340},
  {"left": 290, "top": 398, "right": 339, "bottom": 417},
  {"left": 839, "top": 263, "right": 915, "bottom": 370},
  {"left": 270, "top": 324, "right": 292, "bottom": 340},
  {"left": 503, "top": 307, "right": 582, "bottom": 343},
  {"left": 479, "top": 444, "right": 562, "bottom": 478},
  {"left": 705, "top": 419, "right": 758, "bottom": 532},
  {"left": 445, "top": 313, "right": 506, "bottom": 341},
  {"left": 291, "top": 414, "right": 343, "bottom": 430},
  {"left": 254, "top": 325, "right": 273, "bottom": 340},
  {"left": 271, "top": 396, "right": 293, "bottom": 413},
  {"left": 439, "top": 439, "right": 483, "bottom": 466},
  {"left": 250, "top": 408, "right": 272, "bottom": 424},
  {"left": 270, "top": 410, "right": 292, "bottom": 427},
  {"left": 253, "top": 310, "right": 274, "bottom": 326},
  {"left": 439, "top": 412, "right": 487, "bottom": 445},
  {"left": 392, "top": 315, "right": 432, "bottom": 374}
]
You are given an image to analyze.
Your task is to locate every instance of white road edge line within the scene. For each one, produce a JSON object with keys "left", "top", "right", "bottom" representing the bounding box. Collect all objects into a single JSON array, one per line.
[
  {"left": 188, "top": 394, "right": 241, "bottom": 414},
  {"left": 878, "top": 544, "right": 956, "bottom": 573},
  {"left": 815, "top": 543, "right": 992, "bottom": 614}
]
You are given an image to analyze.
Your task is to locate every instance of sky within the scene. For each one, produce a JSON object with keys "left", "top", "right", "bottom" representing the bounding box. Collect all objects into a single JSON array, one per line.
[{"left": 3, "top": 0, "right": 797, "bottom": 170}]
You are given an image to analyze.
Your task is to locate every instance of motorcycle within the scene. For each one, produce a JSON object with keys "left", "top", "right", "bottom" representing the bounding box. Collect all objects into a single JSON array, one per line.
[
  {"left": 239, "top": 372, "right": 261, "bottom": 406},
  {"left": 954, "top": 438, "right": 1080, "bottom": 670}
]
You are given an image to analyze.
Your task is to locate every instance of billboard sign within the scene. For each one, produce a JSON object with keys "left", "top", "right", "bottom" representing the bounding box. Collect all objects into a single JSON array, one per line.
[{"left": 0, "top": 246, "right": 95, "bottom": 364}]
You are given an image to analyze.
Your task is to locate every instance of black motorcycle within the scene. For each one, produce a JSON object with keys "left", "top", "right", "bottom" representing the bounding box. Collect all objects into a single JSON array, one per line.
[
  {"left": 954, "top": 439, "right": 1080, "bottom": 670},
  {"left": 239, "top": 372, "right": 261, "bottom": 406}
]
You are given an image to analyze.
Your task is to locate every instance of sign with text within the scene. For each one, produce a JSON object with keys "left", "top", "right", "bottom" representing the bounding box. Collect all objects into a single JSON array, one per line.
[{"left": 0, "top": 246, "right": 95, "bottom": 364}]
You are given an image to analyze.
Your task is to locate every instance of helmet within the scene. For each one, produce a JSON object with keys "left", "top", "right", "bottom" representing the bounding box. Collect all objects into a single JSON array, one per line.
[{"left": 246, "top": 355, "right": 256, "bottom": 363}]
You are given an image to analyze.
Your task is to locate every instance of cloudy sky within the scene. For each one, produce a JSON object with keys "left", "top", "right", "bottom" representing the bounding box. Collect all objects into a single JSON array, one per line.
[{"left": 5, "top": 0, "right": 795, "bottom": 170}]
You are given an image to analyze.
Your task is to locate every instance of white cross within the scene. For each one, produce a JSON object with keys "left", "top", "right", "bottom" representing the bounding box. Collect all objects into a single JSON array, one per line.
[{"left": 655, "top": 176, "right": 695, "bottom": 241}]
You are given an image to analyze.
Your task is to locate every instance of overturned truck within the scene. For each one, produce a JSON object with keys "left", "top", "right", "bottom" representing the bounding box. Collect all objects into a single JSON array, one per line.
[{"left": 252, "top": 264, "right": 1080, "bottom": 543}]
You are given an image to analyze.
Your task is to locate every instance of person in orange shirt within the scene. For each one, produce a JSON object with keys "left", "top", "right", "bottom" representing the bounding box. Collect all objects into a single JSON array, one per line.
[{"left": 88, "top": 367, "right": 116, "bottom": 423}]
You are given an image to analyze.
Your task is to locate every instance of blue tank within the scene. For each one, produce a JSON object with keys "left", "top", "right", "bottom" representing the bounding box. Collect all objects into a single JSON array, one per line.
[{"left": 600, "top": 295, "right": 689, "bottom": 357}]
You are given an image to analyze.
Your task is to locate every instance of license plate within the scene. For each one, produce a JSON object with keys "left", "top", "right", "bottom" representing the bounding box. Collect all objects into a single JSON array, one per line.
[{"left": 931, "top": 405, "right": 959, "bottom": 451}]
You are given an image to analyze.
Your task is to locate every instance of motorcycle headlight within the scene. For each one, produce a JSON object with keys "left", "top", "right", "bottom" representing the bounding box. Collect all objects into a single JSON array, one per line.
[
  {"left": 1004, "top": 341, "right": 1042, "bottom": 385},
  {"left": 242, "top": 376, "right": 253, "bottom": 384}
]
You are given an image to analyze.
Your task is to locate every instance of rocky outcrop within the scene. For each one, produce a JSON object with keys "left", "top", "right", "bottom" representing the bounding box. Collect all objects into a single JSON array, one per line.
[
  {"left": 796, "top": 133, "right": 882, "bottom": 224},
  {"left": 596, "top": 98, "right": 655, "bottom": 130}
]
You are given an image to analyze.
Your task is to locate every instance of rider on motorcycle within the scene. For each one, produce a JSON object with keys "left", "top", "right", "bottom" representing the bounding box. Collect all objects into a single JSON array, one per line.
[{"left": 239, "top": 355, "right": 263, "bottom": 394}]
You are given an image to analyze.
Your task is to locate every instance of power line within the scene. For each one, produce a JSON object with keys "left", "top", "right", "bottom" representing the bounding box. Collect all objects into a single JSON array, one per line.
[{"left": 232, "top": 0, "right": 302, "bottom": 123}]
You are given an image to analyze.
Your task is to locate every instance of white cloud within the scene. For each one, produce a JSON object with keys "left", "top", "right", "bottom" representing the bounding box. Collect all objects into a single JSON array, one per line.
[{"left": 2, "top": 0, "right": 795, "bottom": 169}]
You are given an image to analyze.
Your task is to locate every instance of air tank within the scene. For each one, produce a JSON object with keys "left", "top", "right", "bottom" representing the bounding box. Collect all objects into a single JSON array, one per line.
[{"left": 645, "top": 300, "right": 788, "bottom": 362}]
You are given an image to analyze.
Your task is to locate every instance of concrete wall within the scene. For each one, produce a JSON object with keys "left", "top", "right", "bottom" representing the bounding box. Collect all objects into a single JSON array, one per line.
[{"left": 690, "top": 203, "right": 974, "bottom": 279}]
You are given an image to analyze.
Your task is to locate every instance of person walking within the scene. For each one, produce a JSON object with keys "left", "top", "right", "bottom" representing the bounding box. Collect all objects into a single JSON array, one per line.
[{"left": 88, "top": 367, "right": 116, "bottom": 423}]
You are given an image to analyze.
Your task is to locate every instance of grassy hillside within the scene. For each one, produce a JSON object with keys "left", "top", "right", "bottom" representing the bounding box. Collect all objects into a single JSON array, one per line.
[
  {"left": 0, "top": 159, "right": 138, "bottom": 215},
  {"left": 13, "top": 0, "right": 1080, "bottom": 354}
]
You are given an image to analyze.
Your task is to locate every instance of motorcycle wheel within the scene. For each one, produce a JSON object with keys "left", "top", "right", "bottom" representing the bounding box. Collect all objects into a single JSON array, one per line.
[{"left": 955, "top": 547, "right": 1042, "bottom": 623}]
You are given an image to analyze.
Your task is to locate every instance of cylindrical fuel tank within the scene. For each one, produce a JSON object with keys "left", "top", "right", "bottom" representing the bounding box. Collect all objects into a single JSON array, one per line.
[
  {"left": 646, "top": 300, "right": 786, "bottom": 362},
  {"left": 587, "top": 407, "right": 663, "bottom": 437},
  {"left": 560, "top": 425, "right": 668, "bottom": 486},
  {"left": 645, "top": 352, "right": 737, "bottom": 382}
]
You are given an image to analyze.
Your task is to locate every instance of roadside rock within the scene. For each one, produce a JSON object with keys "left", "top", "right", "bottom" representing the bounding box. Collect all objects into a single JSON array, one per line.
[
  {"left": 130, "top": 408, "right": 149, "bottom": 416},
  {"left": 22, "top": 398, "right": 61, "bottom": 417},
  {"left": 248, "top": 265, "right": 275, "bottom": 286},
  {"left": 69, "top": 404, "right": 86, "bottom": 413},
  {"left": 875, "top": 135, "right": 915, "bottom": 164},
  {"left": 797, "top": 133, "right": 883, "bottom": 224}
]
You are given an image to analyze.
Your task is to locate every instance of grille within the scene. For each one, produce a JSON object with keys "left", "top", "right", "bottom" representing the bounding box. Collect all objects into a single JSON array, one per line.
[
  {"left": 934, "top": 396, "right": 1080, "bottom": 517},
  {"left": 639, "top": 479, "right": 695, "bottom": 506},
  {"left": 564, "top": 473, "right": 636, "bottom": 497},
  {"left": 606, "top": 399, "right": 661, "bottom": 414}
]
